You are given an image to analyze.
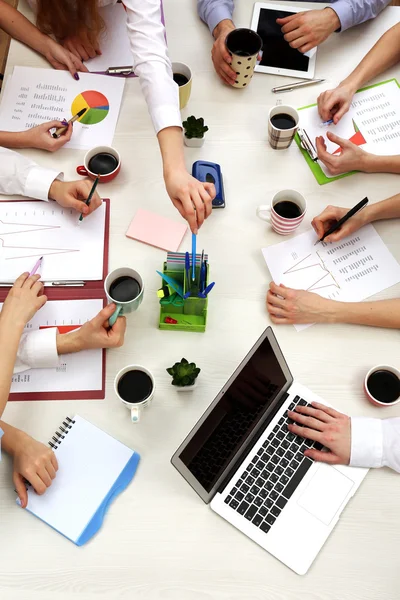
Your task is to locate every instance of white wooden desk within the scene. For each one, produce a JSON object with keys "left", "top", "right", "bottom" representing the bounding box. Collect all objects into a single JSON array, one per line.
[{"left": 1, "top": 1, "right": 400, "bottom": 598}]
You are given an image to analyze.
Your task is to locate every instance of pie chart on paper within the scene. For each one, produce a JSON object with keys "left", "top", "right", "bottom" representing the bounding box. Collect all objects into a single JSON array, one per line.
[{"left": 71, "top": 90, "right": 110, "bottom": 125}]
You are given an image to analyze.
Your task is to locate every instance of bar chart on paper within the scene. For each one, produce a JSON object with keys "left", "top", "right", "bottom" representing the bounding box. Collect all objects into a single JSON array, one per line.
[
  {"left": 262, "top": 225, "right": 400, "bottom": 330},
  {"left": 0, "top": 201, "right": 106, "bottom": 282}
]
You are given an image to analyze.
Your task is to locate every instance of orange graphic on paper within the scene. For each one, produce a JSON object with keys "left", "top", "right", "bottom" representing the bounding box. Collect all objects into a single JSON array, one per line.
[{"left": 333, "top": 119, "right": 366, "bottom": 154}]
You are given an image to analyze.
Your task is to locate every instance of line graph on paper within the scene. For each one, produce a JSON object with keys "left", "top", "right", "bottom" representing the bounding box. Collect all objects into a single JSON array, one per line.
[
  {"left": 0, "top": 202, "right": 106, "bottom": 282},
  {"left": 283, "top": 250, "right": 341, "bottom": 299}
]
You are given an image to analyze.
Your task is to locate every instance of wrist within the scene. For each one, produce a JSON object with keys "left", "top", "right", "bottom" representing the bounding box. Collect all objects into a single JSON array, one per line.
[
  {"left": 213, "top": 19, "right": 235, "bottom": 40},
  {"left": 0, "top": 313, "right": 26, "bottom": 336},
  {"left": 48, "top": 178, "right": 63, "bottom": 201},
  {"left": 2, "top": 426, "right": 28, "bottom": 457},
  {"left": 360, "top": 151, "right": 378, "bottom": 174},
  {"left": 157, "top": 127, "right": 186, "bottom": 177},
  {"left": 324, "top": 8, "right": 340, "bottom": 33}
]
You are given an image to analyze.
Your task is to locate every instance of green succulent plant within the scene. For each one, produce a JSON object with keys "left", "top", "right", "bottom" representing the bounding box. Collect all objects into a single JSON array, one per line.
[
  {"left": 182, "top": 115, "right": 209, "bottom": 139},
  {"left": 166, "top": 358, "right": 201, "bottom": 387}
]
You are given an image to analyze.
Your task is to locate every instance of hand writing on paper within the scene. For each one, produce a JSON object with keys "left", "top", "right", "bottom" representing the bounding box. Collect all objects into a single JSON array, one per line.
[
  {"left": 21, "top": 121, "right": 73, "bottom": 152},
  {"left": 277, "top": 8, "right": 340, "bottom": 54},
  {"left": 56, "top": 304, "right": 126, "bottom": 355},
  {"left": 164, "top": 167, "right": 215, "bottom": 234},
  {"left": 311, "top": 204, "right": 368, "bottom": 243},
  {"left": 287, "top": 402, "right": 351, "bottom": 465},
  {"left": 211, "top": 20, "right": 236, "bottom": 85},
  {"left": 43, "top": 37, "right": 88, "bottom": 79},
  {"left": 266, "top": 281, "right": 335, "bottom": 324},
  {"left": 317, "top": 82, "right": 357, "bottom": 124},
  {"left": 62, "top": 32, "right": 101, "bottom": 62},
  {"left": 12, "top": 432, "right": 58, "bottom": 508},
  {"left": 1, "top": 273, "right": 47, "bottom": 330},
  {"left": 49, "top": 179, "right": 102, "bottom": 216},
  {"left": 316, "top": 132, "right": 370, "bottom": 175}
]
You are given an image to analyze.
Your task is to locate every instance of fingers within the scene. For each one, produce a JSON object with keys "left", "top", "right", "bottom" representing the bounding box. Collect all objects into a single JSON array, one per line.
[
  {"left": 93, "top": 303, "right": 116, "bottom": 327},
  {"left": 51, "top": 124, "right": 73, "bottom": 150},
  {"left": 13, "top": 472, "right": 28, "bottom": 508},
  {"left": 26, "top": 471, "right": 47, "bottom": 496},
  {"left": 171, "top": 197, "right": 187, "bottom": 220},
  {"left": 304, "top": 449, "right": 340, "bottom": 464},
  {"left": 201, "top": 182, "right": 215, "bottom": 219},
  {"left": 37, "top": 466, "right": 52, "bottom": 488},
  {"left": 267, "top": 289, "right": 285, "bottom": 309},
  {"left": 269, "top": 281, "right": 288, "bottom": 298},
  {"left": 110, "top": 315, "right": 126, "bottom": 346},
  {"left": 310, "top": 401, "right": 343, "bottom": 418},
  {"left": 288, "top": 422, "right": 323, "bottom": 443},
  {"left": 180, "top": 194, "right": 198, "bottom": 234},
  {"left": 316, "top": 135, "right": 335, "bottom": 170},
  {"left": 288, "top": 408, "right": 328, "bottom": 430},
  {"left": 50, "top": 452, "right": 59, "bottom": 472},
  {"left": 13, "top": 272, "right": 30, "bottom": 288},
  {"left": 326, "top": 131, "right": 349, "bottom": 148},
  {"left": 277, "top": 14, "right": 299, "bottom": 28},
  {"left": 212, "top": 39, "right": 236, "bottom": 86},
  {"left": 31, "top": 280, "right": 44, "bottom": 297},
  {"left": 22, "top": 274, "right": 41, "bottom": 289},
  {"left": 71, "top": 53, "right": 88, "bottom": 73},
  {"left": 333, "top": 102, "right": 350, "bottom": 123}
]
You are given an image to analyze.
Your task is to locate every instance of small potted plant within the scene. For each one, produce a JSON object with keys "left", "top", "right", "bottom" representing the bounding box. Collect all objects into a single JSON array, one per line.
[
  {"left": 166, "top": 358, "right": 201, "bottom": 391},
  {"left": 182, "top": 116, "right": 208, "bottom": 148}
]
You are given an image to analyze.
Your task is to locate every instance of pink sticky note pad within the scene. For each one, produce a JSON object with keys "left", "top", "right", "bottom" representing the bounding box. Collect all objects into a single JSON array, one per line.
[{"left": 126, "top": 208, "right": 188, "bottom": 252}]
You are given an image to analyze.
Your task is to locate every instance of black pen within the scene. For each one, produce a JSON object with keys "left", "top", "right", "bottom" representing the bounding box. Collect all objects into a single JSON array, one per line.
[
  {"left": 78, "top": 176, "right": 100, "bottom": 222},
  {"left": 52, "top": 107, "right": 87, "bottom": 138},
  {"left": 315, "top": 197, "right": 369, "bottom": 244}
]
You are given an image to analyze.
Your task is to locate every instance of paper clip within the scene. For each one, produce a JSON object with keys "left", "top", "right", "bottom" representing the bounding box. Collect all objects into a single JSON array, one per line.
[{"left": 297, "top": 128, "right": 318, "bottom": 162}]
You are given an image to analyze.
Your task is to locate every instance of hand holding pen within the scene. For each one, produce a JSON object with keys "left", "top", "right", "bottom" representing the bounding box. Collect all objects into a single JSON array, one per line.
[
  {"left": 22, "top": 121, "right": 73, "bottom": 152},
  {"left": 79, "top": 176, "right": 100, "bottom": 221},
  {"left": 313, "top": 197, "right": 369, "bottom": 244}
]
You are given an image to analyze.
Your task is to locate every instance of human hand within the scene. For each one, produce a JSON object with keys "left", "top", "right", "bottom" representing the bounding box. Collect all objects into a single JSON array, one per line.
[
  {"left": 49, "top": 179, "right": 102, "bottom": 217},
  {"left": 316, "top": 131, "right": 369, "bottom": 175},
  {"left": 287, "top": 401, "right": 351, "bottom": 465},
  {"left": 311, "top": 204, "right": 368, "bottom": 243},
  {"left": 277, "top": 8, "right": 340, "bottom": 54},
  {"left": 317, "top": 82, "right": 357, "bottom": 123},
  {"left": 211, "top": 19, "right": 236, "bottom": 85},
  {"left": 12, "top": 431, "right": 58, "bottom": 508},
  {"left": 43, "top": 37, "right": 88, "bottom": 79},
  {"left": 266, "top": 281, "right": 337, "bottom": 324},
  {"left": 61, "top": 304, "right": 126, "bottom": 353},
  {"left": 22, "top": 121, "right": 73, "bottom": 152},
  {"left": 164, "top": 167, "right": 215, "bottom": 233},
  {"left": 62, "top": 31, "right": 101, "bottom": 62},
  {"left": 1, "top": 273, "right": 47, "bottom": 330}
]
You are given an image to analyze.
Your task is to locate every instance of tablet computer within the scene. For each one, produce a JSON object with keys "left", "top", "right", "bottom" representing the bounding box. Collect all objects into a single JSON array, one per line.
[{"left": 250, "top": 2, "right": 317, "bottom": 79}]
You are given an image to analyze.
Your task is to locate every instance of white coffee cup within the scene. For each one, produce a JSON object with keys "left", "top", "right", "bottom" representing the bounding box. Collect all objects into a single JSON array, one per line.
[
  {"left": 257, "top": 190, "right": 307, "bottom": 235},
  {"left": 114, "top": 365, "right": 155, "bottom": 423}
]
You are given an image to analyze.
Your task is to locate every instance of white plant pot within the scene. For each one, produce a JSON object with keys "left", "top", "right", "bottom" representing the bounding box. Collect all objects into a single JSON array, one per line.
[
  {"left": 184, "top": 136, "right": 205, "bottom": 148},
  {"left": 175, "top": 382, "right": 197, "bottom": 392}
]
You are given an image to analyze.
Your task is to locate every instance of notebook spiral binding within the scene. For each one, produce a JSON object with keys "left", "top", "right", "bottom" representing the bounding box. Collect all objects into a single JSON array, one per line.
[{"left": 48, "top": 416, "right": 76, "bottom": 450}]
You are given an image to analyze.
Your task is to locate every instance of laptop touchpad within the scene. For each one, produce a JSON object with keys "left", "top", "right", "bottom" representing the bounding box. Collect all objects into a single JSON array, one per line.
[{"left": 297, "top": 464, "right": 354, "bottom": 525}]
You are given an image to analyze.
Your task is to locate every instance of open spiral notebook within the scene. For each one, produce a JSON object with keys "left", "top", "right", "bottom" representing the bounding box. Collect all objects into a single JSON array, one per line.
[{"left": 19, "top": 415, "right": 140, "bottom": 546}]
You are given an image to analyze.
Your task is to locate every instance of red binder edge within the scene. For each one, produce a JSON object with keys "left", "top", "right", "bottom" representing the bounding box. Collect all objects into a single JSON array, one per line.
[{"left": 1, "top": 198, "right": 110, "bottom": 402}]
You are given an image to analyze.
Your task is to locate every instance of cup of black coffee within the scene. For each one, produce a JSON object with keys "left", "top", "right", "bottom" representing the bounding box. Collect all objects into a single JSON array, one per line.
[
  {"left": 77, "top": 145, "right": 121, "bottom": 183},
  {"left": 105, "top": 267, "right": 144, "bottom": 327},
  {"left": 268, "top": 105, "right": 299, "bottom": 150},
  {"left": 225, "top": 28, "right": 263, "bottom": 89},
  {"left": 114, "top": 365, "right": 155, "bottom": 422},
  {"left": 256, "top": 190, "right": 307, "bottom": 235},
  {"left": 171, "top": 62, "right": 192, "bottom": 109},
  {"left": 364, "top": 365, "right": 400, "bottom": 407}
]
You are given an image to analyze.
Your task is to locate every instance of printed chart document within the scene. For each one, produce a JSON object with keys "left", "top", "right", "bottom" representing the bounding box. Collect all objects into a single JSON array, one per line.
[
  {"left": 298, "top": 79, "right": 400, "bottom": 179},
  {"left": 0, "top": 201, "right": 106, "bottom": 282},
  {"left": 0, "top": 67, "right": 125, "bottom": 149},
  {"left": 262, "top": 225, "right": 400, "bottom": 330},
  {"left": 5, "top": 299, "right": 103, "bottom": 394}
]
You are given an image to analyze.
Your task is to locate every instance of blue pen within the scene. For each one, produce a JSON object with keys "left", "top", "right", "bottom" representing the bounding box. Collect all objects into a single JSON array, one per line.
[
  {"left": 185, "top": 252, "right": 191, "bottom": 297},
  {"left": 191, "top": 233, "right": 196, "bottom": 281},
  {"left": 321, "top": 119, "right": 333, "bottom": 126},
  {"left": 198, "top": 281, "right": 215, "bottom": 298},
  {"left": 199, "top": 261, "right": 206, "bottom": 293}
]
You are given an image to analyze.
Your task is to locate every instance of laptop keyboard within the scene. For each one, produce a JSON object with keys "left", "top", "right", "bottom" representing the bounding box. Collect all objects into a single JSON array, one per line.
[{"left": 223, "top": 395, "right": 323, "bottom": 534}]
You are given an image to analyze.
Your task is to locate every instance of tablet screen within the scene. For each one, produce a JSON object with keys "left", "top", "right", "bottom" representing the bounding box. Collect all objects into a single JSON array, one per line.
[{"left": 256, "top": 8, "right": 309, "bottom": 72}]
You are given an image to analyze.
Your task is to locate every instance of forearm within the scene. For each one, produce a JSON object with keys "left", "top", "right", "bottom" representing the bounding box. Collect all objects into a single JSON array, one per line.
[
  {"left": 362, "top": 153, "right": 400, "bottom": 176},
  {"left": 0, "top": 130, "right": 31, "bottom": 150},
  {"left": 0, "top": 321, "right": 24, "bottom": 417},
  {"left": 364, "top": 192, "right": 400, "bottom": 222},
  {"left": 56, "top": 330, "right": 84, "bottom": 355},
  {"left": 342, "top": 23, "right": 400, "bottom": 92},
  {"left": 332, "top": 299, "right": 400, "bottom": 328},
  {"left": 157, "top": 127, "right": 186, "bottom": 176},
  {"left": 0, "top": 0, "right": 50, "bottom": 56},
  {"left": 0, "top": 420, "right": 26, "bottom": 456}
]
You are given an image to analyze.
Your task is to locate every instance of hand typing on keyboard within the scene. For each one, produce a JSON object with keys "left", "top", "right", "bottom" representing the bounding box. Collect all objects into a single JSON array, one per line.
[{"left": 287, "top": 402, "right": 351, "bottom": 465}]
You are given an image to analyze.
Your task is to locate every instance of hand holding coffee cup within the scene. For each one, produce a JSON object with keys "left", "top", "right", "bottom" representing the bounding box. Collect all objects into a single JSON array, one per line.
[
  {"left": 105, "top": 268, "right": 144, "bottom": 327},
  {"left": 225, "top": 28, "right": 263, "bottom": 89},
  {"left": 257, "top": 190, "right": 307, "bottom": 235},
  {"left": 364, "top": 365, "right": 400, "bottom": 407},
  {"left": 268, "top": 105, "right": 299, "bottom": 150},
  {"left": 115, "top": 365, "right": 155, "bottom": 423},
  {"left": 77, "top": 145, "right": 121, "bottom": 183},
  {"left": 172, "top": 62, "right": 192, "bottom": 109}
]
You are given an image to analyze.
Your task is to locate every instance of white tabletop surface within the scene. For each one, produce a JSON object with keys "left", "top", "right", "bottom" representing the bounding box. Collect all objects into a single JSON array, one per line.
[{"left": 1, "top": 1, "right": 400, "bottom": 598}]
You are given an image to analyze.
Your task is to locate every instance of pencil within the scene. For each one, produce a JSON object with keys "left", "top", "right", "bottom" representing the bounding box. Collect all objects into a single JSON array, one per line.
[
  {"left": 52, "top": 107, "right": 87, "bottom": 138},
  {"left": 29, "top": 256, "right": 43, "bottom": 276},
  {"left": 315, "top": 197, "right": 369, "bottom": 244},
  {"left": 78, "top": 176, "right": 100, "bottom": 222}
]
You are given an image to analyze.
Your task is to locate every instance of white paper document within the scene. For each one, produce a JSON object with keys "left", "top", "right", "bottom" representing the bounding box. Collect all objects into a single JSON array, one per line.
[
  {"left": 299, "top": 79, "right": 400, "bottom": 178},
  {"left": 0, "top": 201, "right": 106, "bottom": 283},
  {"left": 85, "top": 4, "right": 133, "bottom": 73},
  {"left": 0, "top": 67, "right": 125, "bottom": 149},
  {"left": 262, "top": 225, "right": 400, "bottom": 330},
  {"left": 6, "top": 299, "right": 103, "bottom": 393}
]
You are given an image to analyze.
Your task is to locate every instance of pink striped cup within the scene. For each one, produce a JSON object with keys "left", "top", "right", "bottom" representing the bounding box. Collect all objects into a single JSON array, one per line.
[{"left": 256, "top": 190, "right": 306, "bottom": 235}]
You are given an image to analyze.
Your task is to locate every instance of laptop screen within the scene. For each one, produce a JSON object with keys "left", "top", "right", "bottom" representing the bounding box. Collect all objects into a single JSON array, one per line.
[{"left": 174, "top": 328, "right": 292, "bottom": 501}]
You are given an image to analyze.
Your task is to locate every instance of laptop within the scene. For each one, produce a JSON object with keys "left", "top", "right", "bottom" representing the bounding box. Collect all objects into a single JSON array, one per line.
[{"left": 171, "top": 327, "right": 368, "bottom": 574}]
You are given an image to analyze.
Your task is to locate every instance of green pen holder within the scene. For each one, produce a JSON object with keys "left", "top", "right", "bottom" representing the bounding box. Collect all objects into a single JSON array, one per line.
[{"left": 158, "top": 262, "right": 209, "bottom": 332}]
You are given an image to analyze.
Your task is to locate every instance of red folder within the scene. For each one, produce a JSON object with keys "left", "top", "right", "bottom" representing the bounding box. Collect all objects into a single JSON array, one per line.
[{"left": 0, "top": 199, "right": 110, "bottom": 402}]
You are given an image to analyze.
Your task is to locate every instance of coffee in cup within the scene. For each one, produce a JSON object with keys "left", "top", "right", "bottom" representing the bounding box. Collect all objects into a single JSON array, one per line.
[
  {"left": 105, "top": 267, "right": 144, "bottom": 327},
  {"left": 77, "top": 145, "right": 121, "bottom": 183},
  {"left": 225, "top": 28, "right": 263, "bottom": 89},
  {"left": 256, "top": 190, "right": 306, "bottom": 235},
  {"left": 171, "top": 62, "right": 192, "bottom": 109},
  {"left": 115, "top": 365, "right": 155, "bottom": 422},
  {"left": 364, "top": 365, "right": 400, "bottom": 406},
  {"left": 268, "top": 105, "right": 299, "bottom": 150}
]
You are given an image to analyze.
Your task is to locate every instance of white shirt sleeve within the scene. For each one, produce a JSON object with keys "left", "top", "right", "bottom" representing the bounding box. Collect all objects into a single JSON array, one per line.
[
  {"left": 350, "top": 416, "right": 400, "bottom": 473},
  {"left": 0, "top": 146, "right": 62, "bottom": 201},
  {"left": 123, "top": 0, "right": 182, "bottom": 134},
  {"left": 14, "top": 328, "right": 59, "bottom": 374}
]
